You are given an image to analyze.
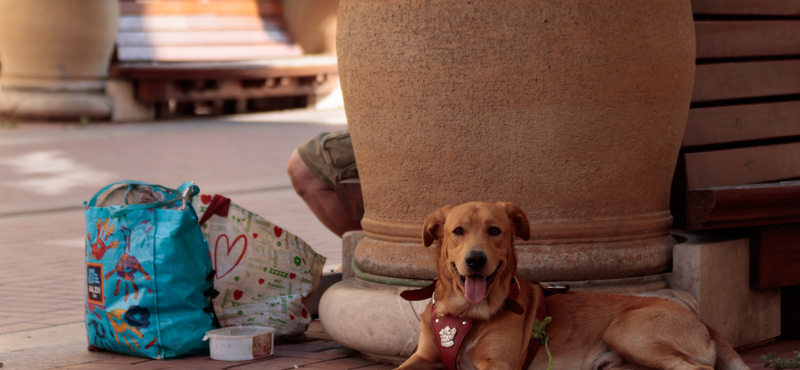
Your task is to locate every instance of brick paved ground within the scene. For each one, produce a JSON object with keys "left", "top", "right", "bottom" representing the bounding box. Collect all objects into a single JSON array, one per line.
[
  {"left": 0, "top": 110, "right": 384, "bottom": 369},
  {"left": 55, "top": 338, "right": 393, "bottom": 370},
  {"left": 0, "top": 109, "right": 797, "bottom": 369},
  {"left": 0, "top": 111, "right": 347, "bottom": 336}
]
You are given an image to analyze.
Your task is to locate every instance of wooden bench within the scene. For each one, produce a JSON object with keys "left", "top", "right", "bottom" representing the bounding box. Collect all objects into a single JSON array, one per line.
[
  {"left": 674, "top": 1, "right": 800, "bottom": 223},
  {"left": 669, "top": 0, "right": 800, "bottom": 293},
  {"left": 110, "top": 0, "right": 338, "bottom": 118}
]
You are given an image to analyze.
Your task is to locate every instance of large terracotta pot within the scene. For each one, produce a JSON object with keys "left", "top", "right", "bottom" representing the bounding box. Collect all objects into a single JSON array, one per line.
[
  {"left": 339, "top": 0, "right": 696, "bottom": 283},
  {"left": 321, "top": 0, "right": 695, "bottom": 360},
  {"left": 0, "top": 0, "right": 119, "bottom": 120}
]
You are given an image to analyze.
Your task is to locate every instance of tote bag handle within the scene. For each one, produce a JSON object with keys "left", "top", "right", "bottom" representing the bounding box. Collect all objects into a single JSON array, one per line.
[{"left": 88, "top": 180, "right": 199, "bottom": 217}]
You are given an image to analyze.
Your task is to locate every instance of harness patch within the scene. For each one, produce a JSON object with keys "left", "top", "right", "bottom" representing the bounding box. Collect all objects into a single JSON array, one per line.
[{"left": 439, "top": 326, "right": 457, "bottom": 348}]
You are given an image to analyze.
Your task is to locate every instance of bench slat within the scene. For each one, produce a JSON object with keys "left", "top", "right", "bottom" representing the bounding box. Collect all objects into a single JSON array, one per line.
[
  {"left": 692, "top": 0, "right": 800, "bottom": 15},
  {"left": 117, "top": 30, "right": 290, "bottom": 46},
  {"left": 121, "top": 0, "right": 281, "bottom": 16},
  {"left": 692, "top": 60, "right": 800, "bottom": 103},
  {"left": 684, "top": 101, "right": 800, "bottom": 147},
  {"left": 683, "top": 141, "right": 800, "bottom": 189},
  {"left": 119, "top": 15, "right": 285, "bottom": 31},
  {"left": 696, "top": 21, "right": 800, "bottom": 60},
  {"left": 117, "top": 44, "right": 303, "bottom": 62}
]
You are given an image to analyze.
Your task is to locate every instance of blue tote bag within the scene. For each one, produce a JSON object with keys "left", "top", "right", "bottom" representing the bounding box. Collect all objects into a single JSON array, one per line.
[{"left": 84, "top": 181, "right": 216, "bottom": 359}]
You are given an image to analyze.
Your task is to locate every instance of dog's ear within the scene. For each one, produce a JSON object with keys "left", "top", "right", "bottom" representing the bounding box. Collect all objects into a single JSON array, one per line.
[
  {"left": 498, "top": 202, "right": 530, "bottom": 241},
  {"left": 422, "top": 206, "right": 452, "bottom": 247}
]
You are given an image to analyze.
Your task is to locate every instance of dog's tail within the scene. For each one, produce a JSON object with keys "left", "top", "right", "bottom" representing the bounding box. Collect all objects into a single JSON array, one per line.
[{"left": 708, "top": 326, "right": 749, "bottom": 370}]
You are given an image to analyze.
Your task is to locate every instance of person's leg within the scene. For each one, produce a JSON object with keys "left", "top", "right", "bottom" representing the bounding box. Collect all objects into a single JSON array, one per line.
[{"left": 287, "top": 148, "right": 361, "bottom": 237}]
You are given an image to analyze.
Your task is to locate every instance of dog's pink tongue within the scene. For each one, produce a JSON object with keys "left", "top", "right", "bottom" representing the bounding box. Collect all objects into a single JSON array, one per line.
[{"left": 465, "top": 275, "right": 487, "bottom": 304}]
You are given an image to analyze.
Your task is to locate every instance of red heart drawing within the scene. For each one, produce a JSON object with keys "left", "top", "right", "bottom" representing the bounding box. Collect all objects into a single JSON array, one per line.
[
  {"left": 289, "top": 314, "right": 295, "bottom": 320},
  {"left": 289, "top": 273, "right": 296, "bottom": 279},
  {"left": 233, "top": 290, "right": 243, "bottom": 300},
  {"left": 214, "top": 234, "right": 248, "bottom": 279},
  {"left": 84, "top": 205, "right": 90, "bottom": 211},
  {"left": 252, "top": 233, "right": 258, "bottom": 239},
  {"left": 301, "top": 308, "right": 308, "bottom": 319},
  {"left": 273, "top": 226, "right": 283, "bottom": 238},
  {"left": 258, "top": 278, "right": 265, "bottom": 285},
  {"left": 201, "top": 194, "right": 212, "bottom": 205}
]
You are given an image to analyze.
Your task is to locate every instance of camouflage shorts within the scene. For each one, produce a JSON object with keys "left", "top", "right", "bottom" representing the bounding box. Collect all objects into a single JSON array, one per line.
[{"left": 296, "top": 129, "right": 359, "bottom": 189}]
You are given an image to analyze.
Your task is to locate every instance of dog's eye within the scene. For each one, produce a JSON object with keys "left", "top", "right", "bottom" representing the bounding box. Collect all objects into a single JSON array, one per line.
[
  {"left": 453, "top": 227, "right": 464, "bottom": 235},
  {"left": 488, "top": 227, "right": 501, "bottom": 235}
]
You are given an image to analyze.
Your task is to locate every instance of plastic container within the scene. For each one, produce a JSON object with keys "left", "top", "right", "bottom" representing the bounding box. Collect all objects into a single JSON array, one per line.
[{"left": 202, "top": 326, "right": 275, "bottom": 361}]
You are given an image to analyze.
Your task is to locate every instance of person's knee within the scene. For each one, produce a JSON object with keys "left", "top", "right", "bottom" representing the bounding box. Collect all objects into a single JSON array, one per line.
[
  {"left": 287, "top": 149, "right": 328, "bottom": 197},
  {"left": 287, "top": 150, "right": 309, "bottom": 194}
]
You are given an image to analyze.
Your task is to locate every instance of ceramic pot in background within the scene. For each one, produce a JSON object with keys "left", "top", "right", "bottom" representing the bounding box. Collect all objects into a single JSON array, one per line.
[
  {"left": 0, "top": 0, "right": 119, "bottom": 120},
  {"left": 281, "top": 0, "right": 339, "bottom": 55}
]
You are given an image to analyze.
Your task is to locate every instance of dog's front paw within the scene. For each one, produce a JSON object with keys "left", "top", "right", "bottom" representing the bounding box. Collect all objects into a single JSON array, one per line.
[{"left": 395, "top": 354, "right": 443, "bottom": 370}]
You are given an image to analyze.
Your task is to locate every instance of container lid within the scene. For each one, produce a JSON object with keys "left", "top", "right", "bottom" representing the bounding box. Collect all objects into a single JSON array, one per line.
[{"left": 202, "top": 326, "right": 275, "bottom": 341}]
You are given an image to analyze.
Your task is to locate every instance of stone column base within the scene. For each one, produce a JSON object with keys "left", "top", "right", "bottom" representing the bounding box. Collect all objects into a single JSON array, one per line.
[
  {"left": 341, "top": 231, "right": 364, "bottom": 280},
  {"left": 669, "top": 233, "right": 781, "bottom": 348},
  {"left": 0, "top": 90, "right": 112, "bottom": 120},
  {"left": 318, "top": 277, "right": 427, "bottom": 363},
  {"left": 319, "top": 275, "right": 688, "bottom": 363}
]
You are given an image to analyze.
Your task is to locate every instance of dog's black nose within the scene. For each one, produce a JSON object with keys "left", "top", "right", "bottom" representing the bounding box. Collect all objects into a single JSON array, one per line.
[{"left": 464, "top": 251, "right": 487, "bottom": 272}]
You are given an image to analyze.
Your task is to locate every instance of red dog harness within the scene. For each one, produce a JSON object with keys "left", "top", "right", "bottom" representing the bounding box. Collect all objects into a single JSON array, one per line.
[{"left": 401, "top": 277, "right": 551, "bottom": 370}]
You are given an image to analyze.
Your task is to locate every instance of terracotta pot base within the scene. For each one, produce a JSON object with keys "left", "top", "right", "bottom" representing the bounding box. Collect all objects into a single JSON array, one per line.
[
  {"left": 0, "top": 90, "right": 112, "bottom": 120},
  {"left": 0, "top": 0, "right": 118, "bottom": 121},
  {"left": 355, "top": 234, "right": 675, "bottom": 281},
  {"left": 1, "top": 78, "right": 107, "bottom": 92}
]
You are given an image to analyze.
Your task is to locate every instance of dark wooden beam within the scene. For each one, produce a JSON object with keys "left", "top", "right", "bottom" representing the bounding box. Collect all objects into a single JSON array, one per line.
[
  {"left": 686, "top": 180, "right": 800, "bottom": 229},
  {"left": 751, "top": 224, "right": 800, "bottom": 289},
  {"left": 134, "top": 76, "right": 337, "bottom": 103},
  {"left": 110, "top": 59, "right": 338, "bottom": 80},
  {"left": 335, "top": 179, "right": 364, "bottom": 221}
]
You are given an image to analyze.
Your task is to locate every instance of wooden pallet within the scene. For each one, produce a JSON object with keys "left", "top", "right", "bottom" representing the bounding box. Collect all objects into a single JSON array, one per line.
[{"left": 112, "top": 0, "right": 338, "bottom": 117}]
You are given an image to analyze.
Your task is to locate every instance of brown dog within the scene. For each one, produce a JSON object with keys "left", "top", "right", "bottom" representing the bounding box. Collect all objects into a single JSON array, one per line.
[{"left": 396, "top": 201, "right": 748, "bottom": 370}]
